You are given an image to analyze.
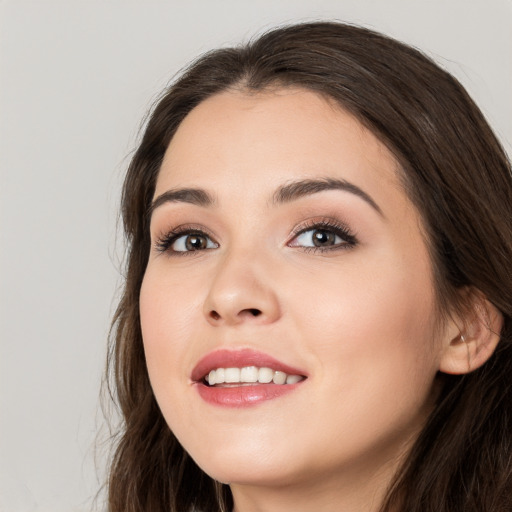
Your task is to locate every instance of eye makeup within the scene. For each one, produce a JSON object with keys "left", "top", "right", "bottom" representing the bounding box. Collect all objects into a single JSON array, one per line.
[
  {"left": 154, "top": 223, "right": 218, "bottom": 255},
  {"left": 152, "top": 214, "right": 358, "bottom": 257},
  {"left": 287, "top": 216, "right": 358, "bottom": 253}
]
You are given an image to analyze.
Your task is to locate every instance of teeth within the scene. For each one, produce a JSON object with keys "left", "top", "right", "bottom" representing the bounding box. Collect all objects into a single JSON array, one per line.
[
  {"left": 273, "top": 371, "right": 287, "bottom": 385},
  {"left": 205, "top": 366, "right": 304, "bottom": 386},
  {"left": 258, "top": 367, "right": 273, "bottom": 383},
  {"left": 215, "top": 367, "right": 225, "bottom": 384},
  {"left": 240, "top": 366, "right": 259, "bottom": 382},
  {"left": 224, "top": 367, "right": 240, "bottom": 383},
  {"left": 286, "top": 374, "right": 302, "bottom": 384}
]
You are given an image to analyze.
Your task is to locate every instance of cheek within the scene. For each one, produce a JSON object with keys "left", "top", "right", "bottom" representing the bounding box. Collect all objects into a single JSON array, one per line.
[
  {"left": 290, "top": 250, "right": 440, "bottom": 400},
  {"left": 139, "top": 269, "right": 195, "bottom": 394},
  {"left": 139, "top": 273, "right": 203, "bottom": 440},
  {"left": 285, "top": 264, "right": 440, "bottom": 461},
  {"left": 140, "top": 260, "right": 206, "bottom": 341}
]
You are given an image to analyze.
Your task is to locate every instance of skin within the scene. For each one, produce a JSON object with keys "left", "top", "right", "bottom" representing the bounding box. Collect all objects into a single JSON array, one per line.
[{"left": 140, "top": 88, "right": 461, "bottom": 512}]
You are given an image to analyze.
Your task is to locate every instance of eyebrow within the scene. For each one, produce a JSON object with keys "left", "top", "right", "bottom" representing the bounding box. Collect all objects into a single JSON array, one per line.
[
  {"left": 149, "top": 188, "right": 215, "bottom": 216},
  {"left": 273, "top": 177, "right": 383, "bottom": 216},
  {"left": 149, "top": 177, "right": 382, "bottom": 218}
]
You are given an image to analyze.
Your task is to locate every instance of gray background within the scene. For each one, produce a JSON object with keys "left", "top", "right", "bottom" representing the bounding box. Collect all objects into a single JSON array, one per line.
[{"left": 1, "top": 1, "right": 511, "bottom": 511}]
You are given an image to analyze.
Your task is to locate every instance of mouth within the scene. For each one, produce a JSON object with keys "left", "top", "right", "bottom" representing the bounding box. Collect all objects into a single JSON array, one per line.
[
  {"left": 204, "top": 366, "right": 305, "bottom": 387},
  {"left": 192, "top": 349, "right": 308, "bottom": 407}
]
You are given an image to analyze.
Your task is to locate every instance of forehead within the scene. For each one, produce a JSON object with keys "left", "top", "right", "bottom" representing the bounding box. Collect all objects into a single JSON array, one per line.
[{"left": 156, "top": 87, "right": 405, "bottom": 215}]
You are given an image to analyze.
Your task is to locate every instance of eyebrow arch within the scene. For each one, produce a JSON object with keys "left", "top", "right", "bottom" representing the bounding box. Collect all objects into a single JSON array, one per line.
[
  {"left": 272, "top": 177, "right": 383, "bottom": 216},
  {"left": 149, "top": 177, "right": 382, "bottom": 218},
  {"left": 149, "top": 188, "right": 215, "bottom": 217}
]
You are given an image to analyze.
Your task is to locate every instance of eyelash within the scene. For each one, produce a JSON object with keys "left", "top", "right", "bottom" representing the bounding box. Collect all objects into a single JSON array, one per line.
[
  {"left": 154, "top": 224, "right": 218, "bottom": 256},
  {"left": 289, "top": 218, "right": 357, "bottom": 253},
  {"left": 153, "top": 219, "right": 358, "bottom": 256}
]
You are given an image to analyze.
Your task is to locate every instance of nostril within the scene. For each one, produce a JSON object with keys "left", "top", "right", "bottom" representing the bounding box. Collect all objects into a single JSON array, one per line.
[
  {"left": 208, "top": 308, "right": 263, "bottom": 322},
  {"left": 209, "top": 310, "right": 221, "bottom": 321}
]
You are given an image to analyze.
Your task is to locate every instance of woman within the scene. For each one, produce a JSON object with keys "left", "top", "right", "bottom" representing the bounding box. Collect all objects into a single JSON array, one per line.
[{"left": 106, "top": 22, "right": 512, "bottom": 511}]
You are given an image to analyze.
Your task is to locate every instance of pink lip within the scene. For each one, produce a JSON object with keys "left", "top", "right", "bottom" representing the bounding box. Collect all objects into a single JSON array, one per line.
[
  {"left": 191, "top": 348, "right": 307, "bottom": 408},
  {"left": 191, "top": 348, "right": 306, "bottom": 382}
]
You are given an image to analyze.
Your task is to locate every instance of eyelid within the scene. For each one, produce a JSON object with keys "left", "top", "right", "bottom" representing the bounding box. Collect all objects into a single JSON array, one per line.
[
  {"left": 287, "top": 217, "right": 358, "bottom": 249},
  {"left": 152, "top": 217, "right": 357, "bottom": 255},
  {"left": 153, "top": 223, "right": 219, "bottom": 255},
  {"left": 289, "top": 216, "right": 352, "bottom": 237}
]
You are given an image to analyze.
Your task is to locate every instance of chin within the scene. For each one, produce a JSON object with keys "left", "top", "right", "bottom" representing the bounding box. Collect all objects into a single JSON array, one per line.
[
  {"left": 201, "top": 460, "right": 303, "bottom": 488},
  {"left": 185, "top": 436, "right": 305, "bottom": 487}
]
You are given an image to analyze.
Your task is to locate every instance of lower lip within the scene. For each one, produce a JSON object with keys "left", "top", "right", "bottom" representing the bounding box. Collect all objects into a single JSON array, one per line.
[{"left": 195, "top": 381, "right": 303, "bottom": 407}]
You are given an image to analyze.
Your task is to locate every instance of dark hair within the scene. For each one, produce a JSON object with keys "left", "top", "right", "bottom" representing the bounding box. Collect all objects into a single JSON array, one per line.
[{"left": 106, "top": 21, "right": 512, "bottom": 511}]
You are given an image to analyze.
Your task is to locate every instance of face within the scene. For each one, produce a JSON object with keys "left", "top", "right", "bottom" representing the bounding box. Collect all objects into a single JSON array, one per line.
[{"left": 140, "top": 88, "right": 447, "bottom": 492}]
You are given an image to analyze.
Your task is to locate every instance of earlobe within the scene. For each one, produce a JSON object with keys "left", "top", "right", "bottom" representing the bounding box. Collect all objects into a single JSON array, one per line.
[{"left": 439, "top": 291, "right": 503, "bottom": 375}]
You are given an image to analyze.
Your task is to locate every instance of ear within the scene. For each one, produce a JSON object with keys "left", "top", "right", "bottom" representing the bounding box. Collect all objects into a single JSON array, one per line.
[{"left": 439, "top": 289, "right": 503, "bottom": 375}]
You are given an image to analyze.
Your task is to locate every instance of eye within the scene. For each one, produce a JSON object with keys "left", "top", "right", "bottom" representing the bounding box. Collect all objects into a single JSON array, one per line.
[
  {"left": 172, "top": 233, "right": 217, "bottom": 252},
  {"left": 288, "top": 221, "right": 357, "bottom": 251},
  {"left": 295, "top": 228, "right": 342, "bottom": 247},
  {"left": 155, "top": 229, "right": 219, "bottom": 254}
]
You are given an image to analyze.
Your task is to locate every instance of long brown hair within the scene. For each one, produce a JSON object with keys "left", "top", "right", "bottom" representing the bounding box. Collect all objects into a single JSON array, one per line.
[{"left": 106, "top": 22, "right": 512, "bottom": 511}]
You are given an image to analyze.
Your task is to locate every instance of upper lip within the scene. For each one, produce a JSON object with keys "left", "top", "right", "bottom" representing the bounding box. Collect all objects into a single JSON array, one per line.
[{"left": 191, "top": 348, "right": 308, "bottom": 382}]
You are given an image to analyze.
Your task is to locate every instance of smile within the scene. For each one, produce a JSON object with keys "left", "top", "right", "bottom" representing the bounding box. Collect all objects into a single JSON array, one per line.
[
  {"left": 192, "top": 349, "right": 308, "bottom": 407},
  {"left": 205, "top": 366, "right": 305, "bottom": 386}
]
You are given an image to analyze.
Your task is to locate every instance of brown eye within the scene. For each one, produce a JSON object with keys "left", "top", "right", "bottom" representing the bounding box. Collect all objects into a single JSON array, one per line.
[
  {"left": 288, "top": 222, "right": 357, "bottom": 252},
  {"left": 311, "top": 229, "right": 337, "bottom": 247},
  {"left": 293, "top": 227, "right": 344, "bottom": 248},
  {"left": 171, "top": 233, "right": 218, "bottom": 252},
  {"left": 184, "top": 234, "right": 208, "bottom": 251}
]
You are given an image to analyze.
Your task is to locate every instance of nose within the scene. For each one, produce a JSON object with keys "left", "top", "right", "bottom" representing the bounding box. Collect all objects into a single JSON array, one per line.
[{"left": 203, "top": 250, "right": 281, "bottom": 326}]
